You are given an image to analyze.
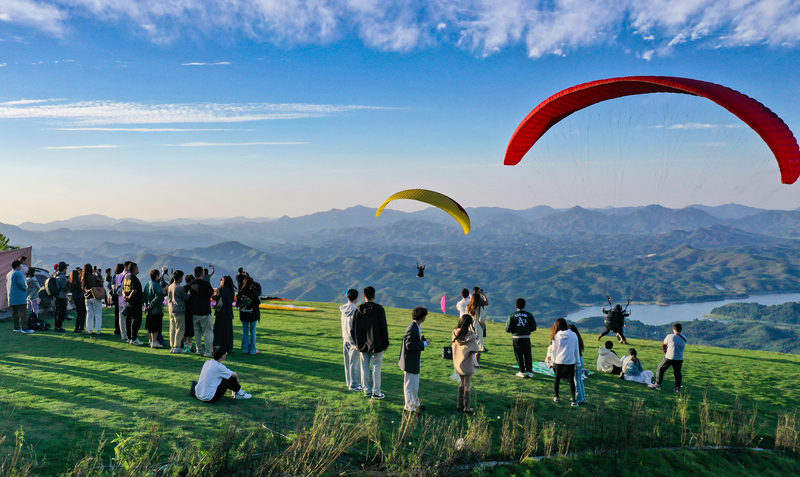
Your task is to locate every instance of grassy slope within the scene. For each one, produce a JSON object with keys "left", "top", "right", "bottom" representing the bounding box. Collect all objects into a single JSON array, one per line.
[{"left": 1, "top": 302, "right": 799, "bottom": 474}]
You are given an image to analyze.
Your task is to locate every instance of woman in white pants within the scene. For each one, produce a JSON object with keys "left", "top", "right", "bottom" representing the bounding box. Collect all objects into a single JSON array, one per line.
[{"left": 82, "top": 263, "right": 105, "bottom": 334}]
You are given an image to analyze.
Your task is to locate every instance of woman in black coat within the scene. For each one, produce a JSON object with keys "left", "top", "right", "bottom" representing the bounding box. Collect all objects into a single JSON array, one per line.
[
  {"left": 237, "top": 277, "right": 261, "bottom": 354},
  {"left": 212, "top": 275, "right": 236, "bottom": 353}
]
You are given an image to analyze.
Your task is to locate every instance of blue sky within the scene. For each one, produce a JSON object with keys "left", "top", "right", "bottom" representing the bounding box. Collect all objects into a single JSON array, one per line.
[{"left": 2, "top": 0, "right": 800, "bottom": 223}]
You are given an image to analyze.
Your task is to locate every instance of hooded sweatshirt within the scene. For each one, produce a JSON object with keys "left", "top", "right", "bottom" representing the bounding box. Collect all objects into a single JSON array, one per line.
[
  {"left": 551, "top": 329, "right": 580, "bottom": 365},
  {"left": 340, "top": 301, "right": 358, "bottom": 344},
  {"left": 597, "top": 347, "right": 623, "bottom": 372},
  {"left": 351, "top": 301, "right": 390, "bottom": 354}
]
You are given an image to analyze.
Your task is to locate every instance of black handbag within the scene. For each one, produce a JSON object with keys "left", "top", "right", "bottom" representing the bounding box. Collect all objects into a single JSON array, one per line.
[{"left": 442, "top": 346, "right": 453, "bottom": 359}]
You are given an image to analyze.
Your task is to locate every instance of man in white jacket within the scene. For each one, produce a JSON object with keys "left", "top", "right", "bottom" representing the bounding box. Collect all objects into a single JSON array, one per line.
[
  {"left": 340, "top": 288, "right": 362, "bottom": 391},
  {"left": 597, "top": 340, "right": 623, "bottom": 375}
]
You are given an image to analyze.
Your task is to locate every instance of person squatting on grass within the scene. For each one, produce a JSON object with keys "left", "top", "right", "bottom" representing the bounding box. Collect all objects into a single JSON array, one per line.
[
  {"left": 193, "top": 345, "right": 252, "bottom": 403},
  {"left": 7, "top": 259, "right": 33, "bottom": 333},
  {"left": 452, "top": 314, "right": 480, "bottom": 413},
  {"left": 351, "top": 286, "right": 390, "bottom": 400},
  {"left": 568, "top": 324, "right": 587, "bottom": 405},
  {"left": 651, "top": 323, "right": 687, "bottom": 393},
  {"left": 399, "top": 306, "right": 431, "bottom": 413},
  {"left": 621, "top": 348, "right": 655, "bottom": 385},
  {"left": 597, "top": 340, "right": 623, "bottom": 375},
  {"left": 237, "top": 276, "right": 261, "bottom": 355},
  {"left": 340, "top": 288, "right": 362, "bottom": 391},
  {"left": 550, "top": 318, "right": 581, "bottom": 407},
  {"left": 189, "top": 266, "right": 215, "bottom": 357},
  {"left": 505, "top": 298, "right": 536, "bottom": 378},
  {"left": 167, "top": 270, "right": 190, "bottom": 354},
  {"left": 82, "top": 263, "right": 105, "bottom": 335}
]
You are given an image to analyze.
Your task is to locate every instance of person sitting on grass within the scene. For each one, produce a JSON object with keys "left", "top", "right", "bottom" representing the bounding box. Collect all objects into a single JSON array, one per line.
[
  {"left": 620, "top": 348, "right": 654, "bottom": 385},
  {"left": 193, "top": 345, "right": 252, "bottom": 403},
  {"left": 597, "top": 340, "right": 623, "bottom": 375}
]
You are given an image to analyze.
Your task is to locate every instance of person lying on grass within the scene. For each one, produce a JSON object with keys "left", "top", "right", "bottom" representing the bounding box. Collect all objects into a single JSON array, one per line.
[{"left": 194, "top": 345, "right": 252, "bottom": 403}]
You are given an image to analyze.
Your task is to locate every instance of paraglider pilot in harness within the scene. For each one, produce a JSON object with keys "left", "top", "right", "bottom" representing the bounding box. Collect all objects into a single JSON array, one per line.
[
  {"left": 597, "top": 298, "right": 630, "bottom": 345},
  {"left": 416, "top": 263, "right": 425, "bottom": 278}
]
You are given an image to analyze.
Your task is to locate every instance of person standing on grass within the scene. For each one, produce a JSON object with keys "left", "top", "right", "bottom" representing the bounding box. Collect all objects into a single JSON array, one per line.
[
  {"left": 213, "top": 276, "right": 236, "bottom": 354},
  {"left": 25, "top": 268, "right": 40, "bottom": 319},
  {"left": 53, "top": 261, "right": 70, "bottom": 332},
  {"left": 568, "top": 324, "right": 587, "bottom": 405},
  {"left": 182, "top": 274, "right": 196, "bottom": 353},
  {"left": 340, "top": 288, "right": 361, "bottom": 391},
  {"left": 650, "top": 323, "right": 687, "bottom": 393},
  {"left": 123, "top": 263, "right": 144, "bottom": 346},
  {"left": 237, "top": 276, "right": 261, "bottom": 355},
  {"left": 452, "top": 314, "right": 480, "bottom": 413},
  {"left": 7, "top": 260, "right": 33, "bottom": 334},
  {"left": 143, "top": 269, "right": 167, "bottom": 349},
  {"left": 550, "top": 318, "right": 581, "bottom": 407},
  {"left": 467, "top": 287, "right": 489, "bottom": 353},
  {"left": 83, "top": 263, "right": 105, "bottom": 334},
  {"left": 455, "top": 288, "right": 470, "bottom": 318},
  {"left": 506, "top": 298, "right": 536, "bottom": 378},
  {"left": 202, "top": 265, "right": 215, "bottom": 283},
  {"left": 399, "top": 306, "right": 431, "bottom": 413},
  {"left": 167, "top": 270, "right": 189, "bottom": 354},
  {"left": 189, "top": 266, "right": 215, "bottom": 357},
  {"left": 351, "top": 286, "right": 390, "bottom": 400},
  {"left": 111, "top": 264, "right": 124, "bottom": 336},
  {"left": 69, "top": 268, "right": 87, "bottom": 333},
  {"left": 193, "top": 346, "right": 252, "bottom": 403},
  {"left": 116, "top": 262, "right": 131, "bottom": 341}
]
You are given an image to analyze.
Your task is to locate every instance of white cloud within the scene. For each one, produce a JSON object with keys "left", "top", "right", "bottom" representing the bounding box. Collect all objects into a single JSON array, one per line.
[
  {"left": 44, "top": 144, "right": 120, "bottom": 149},
  {"left": 0, "top": 99, "right": 55, "bottom": 105},
  {"left": 51, "top": 127, "right": 252, "bottom": 132},
  {"left": 181, "top": 62, "right": 231, "bottom": 65},
  {"left": 172, "top": 142, "right": 308, "bottom": 146},
  {"left": 0, "top": 63, "right": 7, "bottom": 67},
  {"left": 0, "top": 99, "right": 386, "bottom": 125},
  {"left": 4, "top": 1, "right": 800, "bottom": 57}
]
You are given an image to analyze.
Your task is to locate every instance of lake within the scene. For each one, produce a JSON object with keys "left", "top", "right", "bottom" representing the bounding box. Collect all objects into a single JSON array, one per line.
[{"left": 565, "top": 292, "right": 800, "bottom": 326}]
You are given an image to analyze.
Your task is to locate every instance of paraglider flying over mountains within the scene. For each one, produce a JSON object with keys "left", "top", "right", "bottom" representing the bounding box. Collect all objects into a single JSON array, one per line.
[
  {"left": 504, "top": 76, "right": 800, "bottom": 185},
  {"left": 376, "top": 188, "right": 472, "bottom": 234}
]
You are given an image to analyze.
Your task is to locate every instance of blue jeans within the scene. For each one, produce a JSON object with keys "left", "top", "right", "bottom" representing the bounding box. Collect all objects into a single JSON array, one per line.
[
  {"left": 241, "top": 321, "right": 257, "bottom": 354},
  {"left": 574, "top": 357, "right": 586, "bottom": 403}
]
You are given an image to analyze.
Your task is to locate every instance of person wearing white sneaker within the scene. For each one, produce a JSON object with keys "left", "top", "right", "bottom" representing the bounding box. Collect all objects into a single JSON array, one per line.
[{"left": 194, "top": 346, "right": 251, "bottom": 403}]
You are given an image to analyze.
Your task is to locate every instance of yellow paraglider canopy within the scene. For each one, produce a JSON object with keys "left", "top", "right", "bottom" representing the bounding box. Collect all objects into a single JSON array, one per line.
[{"left": 376, "top": 189, "right": 471, "bottom": 234}]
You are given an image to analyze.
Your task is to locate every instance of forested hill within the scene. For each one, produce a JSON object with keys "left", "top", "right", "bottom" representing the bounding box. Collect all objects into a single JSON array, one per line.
[{"left": 4, "top": 204, "right": 800, "bottom": 322}]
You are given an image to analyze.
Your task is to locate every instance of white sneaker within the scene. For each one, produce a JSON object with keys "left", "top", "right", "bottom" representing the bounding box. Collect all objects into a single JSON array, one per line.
[
  {"left": 20, "top": 329, "right": 35, "bottom": 334},
  {"left": 234, "top": 390, "right": 252, "bottom": 400},
  {"left": 515, "top": 372, "right": 526, "bottom": 378},
  {"left": 130, "top": 339, "right": 143, "bottom": 346}
]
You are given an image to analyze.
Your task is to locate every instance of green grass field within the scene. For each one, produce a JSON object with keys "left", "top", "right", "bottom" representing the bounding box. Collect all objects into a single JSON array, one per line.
[{"left": 2, "top": 302, "right": 799, "bottom": 475}]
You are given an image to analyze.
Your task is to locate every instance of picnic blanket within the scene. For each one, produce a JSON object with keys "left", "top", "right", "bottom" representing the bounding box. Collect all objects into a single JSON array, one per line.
[{"left": 514, "top": 362, "right": 594, "bottom": 378}]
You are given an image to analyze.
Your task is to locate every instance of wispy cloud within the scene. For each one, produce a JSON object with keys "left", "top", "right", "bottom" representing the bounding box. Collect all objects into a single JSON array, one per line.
[
  {"left": 173, "top": 142, "right": 308, "bottom": 146},
  {"left": 0, "top": 99, "right": 57, "bottom": 106},
  {"left": 0, "top": 100, "right": 385, "bottom": 125},
  {"left": 51, "top": 127, "right": 253, "bottom": 132},
  {"left": 181, "top": 62, "right": 231, "bottom": 66},
  {"left": 651, "top": 123, "right": 744, "bottom": 130},
  {"left": 4, "top": 1, "right": 800, "bottom": 57},
  {"left": 44, "top": 144, "right": 120, "bottom": 150}
]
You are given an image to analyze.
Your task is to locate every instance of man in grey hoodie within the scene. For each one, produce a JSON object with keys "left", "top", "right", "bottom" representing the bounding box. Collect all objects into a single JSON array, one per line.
[{"left": 340, "top": 289, "right": 362, "bottom": 391}]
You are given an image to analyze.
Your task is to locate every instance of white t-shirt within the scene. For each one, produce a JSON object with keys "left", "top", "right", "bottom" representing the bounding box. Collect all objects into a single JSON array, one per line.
[
  {"left": 664, "top": 333, "right": 687, "bottom": 360},
  {"left": 455, "top": 298, "right": 469, "bottom": 317},
  {"left": 195, "top": 359, "right": 234, "bottom": 401}
]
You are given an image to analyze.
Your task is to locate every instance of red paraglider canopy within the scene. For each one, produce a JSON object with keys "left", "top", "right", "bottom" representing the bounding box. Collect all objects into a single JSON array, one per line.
[{"left": 505, "top": 76, "right": 800, "bottom": 185}]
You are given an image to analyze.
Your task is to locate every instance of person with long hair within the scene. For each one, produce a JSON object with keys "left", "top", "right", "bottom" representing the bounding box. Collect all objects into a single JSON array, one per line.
[
  {"left": 452, "top": 314, "right": 480, "bottom": 413},
  {"left": 466, "top": 289, "right": 489, "bottom": 354},
  {"left": 213, "top": 275, "right": 236, "bottom": 354},
  {"left": 82, "top": 263, "right": 105, "bottom": 334},
  {"left": 237, "top": 276, "right": 261, "bottom": 355},
  {"left": 621, "top": 348, "right": 655, "bottom": 385},
  {"left": 568, "top": 324, "right": 586, "bottom": 405},
  {"left": 550, "top": 318, "right": 580, "bottom": 406},
  {"left": 143, "top": 268, "right": 166, "bottom": 348},
  {"left": 68, "top": 268, "right": 87, "bottom": 333}
]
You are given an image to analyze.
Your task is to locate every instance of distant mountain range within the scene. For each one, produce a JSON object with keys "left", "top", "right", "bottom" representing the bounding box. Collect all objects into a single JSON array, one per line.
[{"left": 3, "top": 203, "right": 800, "bottom": 320}]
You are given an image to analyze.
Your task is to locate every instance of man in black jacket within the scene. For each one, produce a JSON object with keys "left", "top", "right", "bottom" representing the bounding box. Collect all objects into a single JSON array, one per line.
[
  {"left": 399, "top": 306, "right": 431, "bottom": 412},
  {"left": 351, "top": 286, "right": 389, "bottom": 399},
  {"left": 189, "top": 266, "right": 216, "bottom": 357}
]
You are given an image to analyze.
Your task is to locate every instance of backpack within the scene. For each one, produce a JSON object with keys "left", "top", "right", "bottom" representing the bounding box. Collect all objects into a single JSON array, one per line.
[
  {"left": 253, "top": 281, "right": 263, "bottom": 297},
  {"left": 45, "top": 277, "right": 59, "bottom": 297}
]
